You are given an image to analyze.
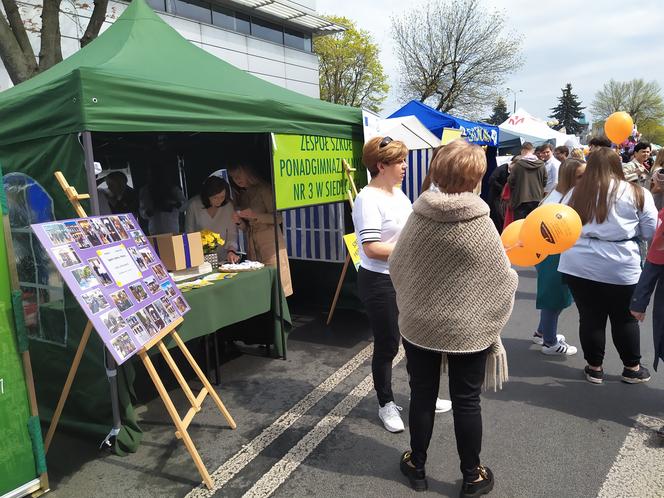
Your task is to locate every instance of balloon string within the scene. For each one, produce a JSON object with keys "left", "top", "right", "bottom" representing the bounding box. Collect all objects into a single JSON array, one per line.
[{"left": 504, "top": 242, "right": 523, "bottom": 252}]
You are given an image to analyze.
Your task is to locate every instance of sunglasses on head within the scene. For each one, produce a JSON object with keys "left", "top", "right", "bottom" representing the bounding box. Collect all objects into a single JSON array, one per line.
[{"left": 379, "top": 136, "right": 393, "bottom": 148}]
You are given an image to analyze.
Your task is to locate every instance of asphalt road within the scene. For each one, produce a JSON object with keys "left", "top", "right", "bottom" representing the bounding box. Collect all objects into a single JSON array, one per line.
[{"left": 47, "top": 267, "right": 664, "bottom": 498}]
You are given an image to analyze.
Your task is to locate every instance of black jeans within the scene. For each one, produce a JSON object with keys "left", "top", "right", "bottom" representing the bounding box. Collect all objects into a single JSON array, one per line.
[
  {"left": 564, "top": 274, "right": 641, "bottom": 368},
  {"left": 404, "top": 339, "right": 488, "bottom": 482},
  {"left": 357, "top": 267, "right": 401, "bottom": 406},
  {"left": 513, "top": 201, "right": 540, "bottom": 220}
]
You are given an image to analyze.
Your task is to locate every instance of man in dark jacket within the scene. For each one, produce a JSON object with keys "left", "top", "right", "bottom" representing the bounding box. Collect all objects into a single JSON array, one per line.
[{"left": 508, "top": 142, "right": 547, "bottom": 220}]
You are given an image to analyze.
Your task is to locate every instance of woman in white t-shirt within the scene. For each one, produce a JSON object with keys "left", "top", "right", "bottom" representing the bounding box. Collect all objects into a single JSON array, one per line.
[
  {"left": 559, "top": 146, "right": 658, "bottom": 385},
  {"left": 353, "top": 136, "right": 412, "bottom": 433}
]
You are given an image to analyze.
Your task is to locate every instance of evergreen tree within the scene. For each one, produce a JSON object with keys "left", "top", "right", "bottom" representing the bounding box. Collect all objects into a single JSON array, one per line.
[
  {"left": 487, "top": 97, "right": 510, "bottom": 125},
  {"left": 549, "top": 83, "right": 585, "bottom": 135}
]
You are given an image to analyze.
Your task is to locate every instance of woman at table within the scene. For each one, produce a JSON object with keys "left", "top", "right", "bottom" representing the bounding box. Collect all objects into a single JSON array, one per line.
[
  {"left": 185, "top": 175, "right": 240, "bottom": 263},
  {"left": 228, "top": 163, "right": 293, "bottom": 296}
]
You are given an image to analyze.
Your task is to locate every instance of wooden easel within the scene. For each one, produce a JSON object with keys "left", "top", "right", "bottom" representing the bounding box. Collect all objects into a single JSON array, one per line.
[
  {"left": 45, "top": 171, "right": 236, "bottom": 489},
  {"left": 326, "top": 160, "right": 359, "bottom": 325}
]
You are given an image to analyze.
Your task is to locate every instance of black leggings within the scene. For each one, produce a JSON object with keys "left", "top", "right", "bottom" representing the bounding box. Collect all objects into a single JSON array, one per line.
[
  {"left": 404, "top": 339, "right": 488, "bottom": 482},
  {"left": 564, "top": 274, "right": 641, "bottom": 368},
  {"left": 357, "top": 267, "right": 401, "bottom": 406}
]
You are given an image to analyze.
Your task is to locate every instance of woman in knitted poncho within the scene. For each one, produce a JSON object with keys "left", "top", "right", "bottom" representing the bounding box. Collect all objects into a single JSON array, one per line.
[{"left": 390, "top": 140, "right": 518, "bottom": 497}]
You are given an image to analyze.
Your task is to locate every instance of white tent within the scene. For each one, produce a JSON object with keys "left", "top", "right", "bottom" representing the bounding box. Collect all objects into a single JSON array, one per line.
[
  {"left": 362, "top": 112, "right": 441, "bottom": 150},
  {"left": 499, "top": 108, "right": 580, "bottom": 148}
]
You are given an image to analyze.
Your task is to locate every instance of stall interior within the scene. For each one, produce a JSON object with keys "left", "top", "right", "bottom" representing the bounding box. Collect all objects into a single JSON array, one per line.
[{"left": 91, "top": 131, "right": 273, "bottom": 236}]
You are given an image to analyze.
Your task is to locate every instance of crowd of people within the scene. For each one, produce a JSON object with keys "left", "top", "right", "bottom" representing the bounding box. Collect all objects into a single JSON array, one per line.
[{"left": 353, "top": 135, "right": 664, "bottom": 497}]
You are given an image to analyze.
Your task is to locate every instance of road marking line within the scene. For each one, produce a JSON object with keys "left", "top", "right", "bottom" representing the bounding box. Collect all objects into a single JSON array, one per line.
[
  {"left": 185, "top": 343, "right": 374, "bottom": 498},
  {"left": 597, "top": 414, "right": 664, "bottom": 498},
  {"left": 242, "top": 348, "right": 405, "bottom": 498}
]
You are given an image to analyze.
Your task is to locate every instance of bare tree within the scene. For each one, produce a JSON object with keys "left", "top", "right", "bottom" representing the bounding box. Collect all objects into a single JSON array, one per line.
[
  {"left": 391, "top": 0, "right": 522, "bottom": 117},
  {"left": 0, "top": 0, "right": 108, "bottom": 85},
  {"left": 590, "top": 78, "right": 664, "bottom": 125}
]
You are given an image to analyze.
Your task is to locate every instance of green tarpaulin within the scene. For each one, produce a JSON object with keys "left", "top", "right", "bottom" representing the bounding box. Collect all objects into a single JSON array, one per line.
[{"left": 0, "top": 0, "right": 362, "bottom": 454}]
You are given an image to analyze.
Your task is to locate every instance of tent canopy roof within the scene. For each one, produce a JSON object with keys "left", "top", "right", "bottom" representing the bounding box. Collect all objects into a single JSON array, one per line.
[
  {"left": 499, "top": 108, "right": 580, "bottom": 148},
  {"left": 365, "top": 115, "right": 441, "bottom": 150},
  {"left": 388, "top": 100, "right": 499, "bottom": 147},
  {"left": 0, "top": 0, "right": 361, "bottom": 146}
]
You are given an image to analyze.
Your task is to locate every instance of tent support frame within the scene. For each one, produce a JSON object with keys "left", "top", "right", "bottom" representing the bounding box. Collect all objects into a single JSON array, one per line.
[{"left": 81, "top": 131, "right": 124, "bottom": 450}]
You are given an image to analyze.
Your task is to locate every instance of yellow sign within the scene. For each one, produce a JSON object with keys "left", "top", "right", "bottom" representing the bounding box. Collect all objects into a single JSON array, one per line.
[
  {"left": 343, "top": 233, "right": 360, "bottom": 271},
  {"left": 272, "top": 133, "right": 364, "bottom": 210},
  {"left": 441, "top": 127, "right": 463, "bottom": 145}
]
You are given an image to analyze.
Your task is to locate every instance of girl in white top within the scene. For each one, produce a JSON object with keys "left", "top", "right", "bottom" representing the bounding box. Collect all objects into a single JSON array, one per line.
[
  {"left": 558, "top": 147, "right": 658, "bottom": 385},
  {"left": 353, "top": 136, "right": 411, "bottom": 434},
  {"left": 185, "top": 175, "right": 240, "bottom": 263}
]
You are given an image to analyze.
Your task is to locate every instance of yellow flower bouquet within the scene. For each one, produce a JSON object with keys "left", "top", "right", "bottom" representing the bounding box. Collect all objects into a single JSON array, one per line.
[{"left": 200, "top": 229, "right": 225, "bottom": 255}]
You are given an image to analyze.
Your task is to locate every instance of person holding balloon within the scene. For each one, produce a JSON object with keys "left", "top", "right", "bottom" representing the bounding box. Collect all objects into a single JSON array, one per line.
[
  {"left": 558, "top": 146, "right": 658, "bottom": 384},
  {"left": 531, "top": 159, "right": 586, "bottom": 355}
]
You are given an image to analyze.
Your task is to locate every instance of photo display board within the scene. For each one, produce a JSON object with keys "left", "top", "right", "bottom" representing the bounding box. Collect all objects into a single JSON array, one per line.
[{"left": 31, "top": 214, "right": 190, "bottom": 364}]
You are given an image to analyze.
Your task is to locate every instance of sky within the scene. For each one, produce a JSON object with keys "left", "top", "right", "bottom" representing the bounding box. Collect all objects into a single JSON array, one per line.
[{"left": 315, "top": 0, "right": 664, "bottom": 124}]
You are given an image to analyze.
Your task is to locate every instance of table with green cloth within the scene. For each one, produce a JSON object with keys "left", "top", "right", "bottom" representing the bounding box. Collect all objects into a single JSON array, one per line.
[{"left": 167, "top": 266, "right": 291, "bottom": 357}]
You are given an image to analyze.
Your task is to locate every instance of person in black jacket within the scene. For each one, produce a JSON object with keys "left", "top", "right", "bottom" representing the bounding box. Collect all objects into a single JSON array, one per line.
[{"left": 487, "top": 162, "right": 509, "bottom": 231}]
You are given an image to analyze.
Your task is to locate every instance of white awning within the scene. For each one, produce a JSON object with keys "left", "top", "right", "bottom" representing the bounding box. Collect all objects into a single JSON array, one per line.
[{"left": 226, "top": 0, "right": 346, "bottom": 32}]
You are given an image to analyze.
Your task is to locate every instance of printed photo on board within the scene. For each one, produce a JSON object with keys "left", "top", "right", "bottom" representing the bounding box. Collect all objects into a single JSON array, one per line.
[
  {"left": 65, "top": 221, "right": 91, "bottom": 249},
  {"left": 110, "top": 289, "right": 133, "bottom": 313},
  {"left": 81, "top": 289, "right": 110, "bottom": 314},
  {"left": 53, "top": 245, "right": 81, "bottom": 268},
  {"left": 100, "top": 308, "right": 127, "bottom": 336},
  {"left": 152, "top": 299, "right": 172, "bottom": 324},
  {"left": 135, "top": 309, "right": 158, "bottom": 336},
  {"left": 160, "top": 281, "right": 176, "bottom": 298},
  {"left": 111, "top": 332, "right": 136, "bottom": 360},
  {"left": 128, "top": 247, "right": 147, "bottom": 271},
  {"left": 139, "top": 248, "right": 155, "bottom": 265},
  {"left": 101, "top": 217, "right": 121, "bottom": 242},
  {"left": 130, "top": 230, "right": 147, "bottom": 247},
  {"left": 43, "top": 223, "right": 73, "bottom": 246},
  {"left": 152, "top": 263, "right": 168, "bottom": 281},
  {"left": 110, "top": 216, "right": 129, "bottom": 239},
  {"left": 119, "top": 215, "right": 136, "bottom": 232},
  {"left": 173, "top": 296, "right": 188, "bottom": 313},
  {"left": 71, "top": 266, "right": 99, "bottom": 290},
  {"left": 126, "top": 314, "right": 150, "bottom": 343},
  {"left": 78, "top": 219, "right": 102, "bottom": 247},
  {"left": 89, "top": 218, "right": 113, "bottom": 245},
  {"left": 159, "top": 296, "right": 178, "bottom": 319},
  {"left": 128, "top": 282, "right": 148, "bottom": 303},
  {"left": 143, "top": 276, "right": 160, "bottom": 295},
  {"left": 87, "top": 257, "right": 113, "bottom": 286},
  {"left": 145, "top": 303, "right": 166, "bottom": 330}
]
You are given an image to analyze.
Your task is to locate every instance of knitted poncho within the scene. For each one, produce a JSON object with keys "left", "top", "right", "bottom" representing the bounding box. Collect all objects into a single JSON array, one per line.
[{"left": 389, "top": 190, "right": 518, "bottom": 389}]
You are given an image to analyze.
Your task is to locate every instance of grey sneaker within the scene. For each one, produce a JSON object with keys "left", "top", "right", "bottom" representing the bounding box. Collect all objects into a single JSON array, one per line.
[{"left": 621, "top": 365, "right": 651, "bottom": 384}]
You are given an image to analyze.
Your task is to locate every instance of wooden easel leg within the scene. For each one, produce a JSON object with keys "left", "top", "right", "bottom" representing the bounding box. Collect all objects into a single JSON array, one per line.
[
  {"left": 326, "top": 254, "right": 351, "bottom": 325},
  {"left": 44, "top": 321, "right": 94, "bottom": 453},
  {"left": 170, "top": 331, "right": 237, "bottom": 430},
  {"left": 139, "top": 350, "right": 213, "bottom": 490},
  {"left": 157, "top": 342, "right": 200, "bottom": 410}
]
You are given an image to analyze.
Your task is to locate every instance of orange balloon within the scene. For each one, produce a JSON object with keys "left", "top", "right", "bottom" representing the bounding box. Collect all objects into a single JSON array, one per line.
[
  {"left": 520, "top": 203, "right": 582, "bottom": 255},
  {"left": 501, "top": 220, "right": 546, "bottom": 267},
  {"left": 604, "top": 111, "right": 634, "bottom": 144}
]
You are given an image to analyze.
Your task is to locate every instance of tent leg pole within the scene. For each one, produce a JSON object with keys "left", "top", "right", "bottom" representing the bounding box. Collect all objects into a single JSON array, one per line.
[
  {"left": 82, "top": 131, "right": 123, "bottom": 449},
  {"left": 269, "top": 133, "right": 287, "bottom": 360}
]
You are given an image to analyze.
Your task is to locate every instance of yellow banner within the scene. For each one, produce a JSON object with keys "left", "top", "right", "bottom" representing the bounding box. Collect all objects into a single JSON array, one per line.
[
  {"left": 272, "top": 133, "right": 364, "bottom": 210},
  {"left": 343, "top": 233, "right": 360, "bottom": 271}
]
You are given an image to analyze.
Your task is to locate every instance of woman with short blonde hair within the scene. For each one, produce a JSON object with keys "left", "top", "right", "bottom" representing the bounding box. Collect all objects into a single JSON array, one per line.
[
  {"left": 390, "top": 139, "right": 518, "bottom": 496},
  {"left": 353, "top": 136, "right": 412, "bottom": 433}
]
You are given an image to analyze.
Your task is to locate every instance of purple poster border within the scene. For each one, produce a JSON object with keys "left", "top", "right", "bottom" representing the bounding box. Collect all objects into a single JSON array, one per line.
[{"left": 31, "top": 213, "right": 190, "bottom": 365}]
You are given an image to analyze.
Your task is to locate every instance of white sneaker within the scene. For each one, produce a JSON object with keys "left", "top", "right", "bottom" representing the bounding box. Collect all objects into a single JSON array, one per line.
[
  {"left": 435, "top": 398, "right": 452, "bottom": 413},
  {"left": 378, "top": 401, "right": 405, "bottom": 433},
  {"left": 533, "top": 333, "right": 565, "bottom": 346},
  {"left": 541, "top": 338, "right": 577, "bottom": 356}
]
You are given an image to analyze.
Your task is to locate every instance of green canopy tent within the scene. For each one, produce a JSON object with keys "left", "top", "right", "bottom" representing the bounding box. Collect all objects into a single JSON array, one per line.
[{"left": 0, "top": 0, "right": 362, "bottom": 454}]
